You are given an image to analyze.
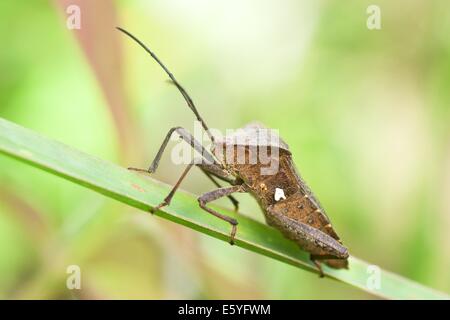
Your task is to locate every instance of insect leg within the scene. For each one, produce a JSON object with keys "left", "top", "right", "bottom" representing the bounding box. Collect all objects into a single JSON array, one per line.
[
  {"left": 197, "top": 163, "right": 235, "bottom": 183},
  {"left": 198, "top": 185, "right": 245, "bottom": 245},
  {"left": 311, "top": 257, "right": 325, "bottom": 278},
  {"left": 149, "top": 162, "right": 238, "bottom": 214},
  {"left": 128, "top": 127, "right": 218, "bottom": 174},
  {"left": 150, "top": 162, "right": 195, "bottom": 213},
  {"left": 310, "top": 254, "right": 348, "bottom": 277},
  {"left": 199, "top": 165, "right": 239, "bottom": 211}
]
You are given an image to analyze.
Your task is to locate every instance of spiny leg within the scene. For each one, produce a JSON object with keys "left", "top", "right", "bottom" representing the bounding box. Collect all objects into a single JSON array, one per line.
[
  {"left": 128, "top": 126, "right": 218, "bottom": 174},
  {"left": 198, "top": 185, "right": 245, "bottom": 245}
]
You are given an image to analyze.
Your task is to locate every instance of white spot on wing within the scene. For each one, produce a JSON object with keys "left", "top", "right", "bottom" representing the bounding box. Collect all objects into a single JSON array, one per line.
[{"left": 274, "top": 188, "right": 286, "bottom": 201}]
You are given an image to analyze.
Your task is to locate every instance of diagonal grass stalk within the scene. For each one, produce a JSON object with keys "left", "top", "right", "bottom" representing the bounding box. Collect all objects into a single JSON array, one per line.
[{"left": 0, "top": 117, "right": 448, "bottom": 299}]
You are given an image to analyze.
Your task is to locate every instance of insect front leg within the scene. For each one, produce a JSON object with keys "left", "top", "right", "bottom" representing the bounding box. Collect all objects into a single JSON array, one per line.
[
  {"left": 128, "top": 126, "right": 218, "bottom": 174},
  {"left": 127, "top": 126, "right": 239, "bottom": 212},
  {"left": 198, "top": 185, "right": 246, "bottom": 245},
  {"left": 150, "top": 162, "right": 195, "bottom": 213}
]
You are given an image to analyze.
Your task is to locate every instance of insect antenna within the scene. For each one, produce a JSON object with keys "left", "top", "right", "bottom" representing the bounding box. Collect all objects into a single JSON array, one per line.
[{"left": 116, "top": 27, "right": 215, "bottom": 143}]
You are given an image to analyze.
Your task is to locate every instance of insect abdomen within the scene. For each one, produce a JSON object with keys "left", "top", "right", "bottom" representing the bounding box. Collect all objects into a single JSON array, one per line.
[{"left": 267, "top": 192, "right": 340, "bottom": 240}]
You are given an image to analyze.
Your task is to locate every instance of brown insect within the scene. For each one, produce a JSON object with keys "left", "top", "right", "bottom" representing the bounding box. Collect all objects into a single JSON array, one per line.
[{"left": 117, "top": 27, "right": 349, "bottom": 276}]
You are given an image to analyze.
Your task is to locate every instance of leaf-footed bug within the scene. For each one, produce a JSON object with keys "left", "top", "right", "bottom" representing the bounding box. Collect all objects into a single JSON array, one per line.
[{"left": 117, "top": 27, "right": 349, "bottom": 277}]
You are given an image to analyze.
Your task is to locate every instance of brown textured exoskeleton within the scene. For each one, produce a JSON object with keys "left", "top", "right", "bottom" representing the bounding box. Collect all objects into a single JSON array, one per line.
[{"left": 117, "top": 27, "right": 349, "bottom": 276}]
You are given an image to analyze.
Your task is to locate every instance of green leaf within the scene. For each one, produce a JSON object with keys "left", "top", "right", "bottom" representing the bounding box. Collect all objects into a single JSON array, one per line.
[{"left": 0, "top": 117, "right": 448, "bottom": 300}]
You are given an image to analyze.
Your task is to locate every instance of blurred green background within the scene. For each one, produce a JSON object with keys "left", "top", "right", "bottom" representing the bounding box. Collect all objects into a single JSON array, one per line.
[{"left": 0, "top": 0, "right": 449, "bottom": 299}]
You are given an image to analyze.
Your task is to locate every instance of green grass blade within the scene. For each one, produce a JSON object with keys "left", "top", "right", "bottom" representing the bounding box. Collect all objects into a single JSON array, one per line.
[{"left": 0, "top": 117, "right": 448, "bottom": 300}]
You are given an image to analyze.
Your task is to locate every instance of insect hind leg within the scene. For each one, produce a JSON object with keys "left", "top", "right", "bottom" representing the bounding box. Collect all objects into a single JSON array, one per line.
[
  {"left": 310, "top": 254, "right": 349, "bottom": 278},
  {"left": 310, "top": 256, "right": 325, "bottom": 278}
]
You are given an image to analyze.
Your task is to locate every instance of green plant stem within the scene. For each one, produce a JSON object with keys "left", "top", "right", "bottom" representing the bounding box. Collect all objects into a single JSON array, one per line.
[{"left": 0, "top": 117, "right": 448, "bottom": 299}]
